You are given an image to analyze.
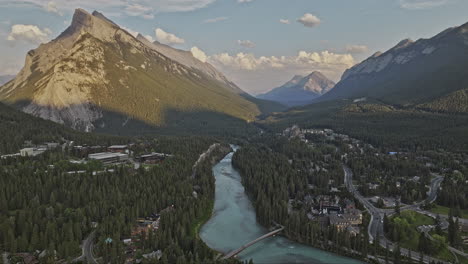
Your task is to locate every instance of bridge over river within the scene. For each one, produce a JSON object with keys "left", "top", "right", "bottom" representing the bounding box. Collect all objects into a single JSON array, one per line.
[{"left": 222, "top": 226, "right": 285, "bottom": 259}]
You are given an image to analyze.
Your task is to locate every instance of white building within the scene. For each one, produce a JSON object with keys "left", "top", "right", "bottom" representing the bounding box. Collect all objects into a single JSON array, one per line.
[
  {"left": 20, "top": 148, "right": 45, "bottom": 157},
  {"left": 88, "top": 152, "right": 129, "bottom": 164}
]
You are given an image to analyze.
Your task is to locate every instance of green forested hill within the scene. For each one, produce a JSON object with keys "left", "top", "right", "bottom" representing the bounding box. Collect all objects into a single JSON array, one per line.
[{"left": 261, "top": 100, "right": 468, "bottom": 152}]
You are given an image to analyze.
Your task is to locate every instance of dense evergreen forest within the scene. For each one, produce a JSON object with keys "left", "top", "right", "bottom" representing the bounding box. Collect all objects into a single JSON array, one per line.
[
  {"left": 261, "top": 101, "right": 468, "bottom": 153},
  {"left": 0, "top": 136, "right": 239, "bottom": 264},
  {"left": 348, "top": 152, "right": 431, "bottom": 204}
]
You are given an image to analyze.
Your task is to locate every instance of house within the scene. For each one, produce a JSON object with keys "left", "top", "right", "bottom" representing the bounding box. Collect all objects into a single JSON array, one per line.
[
  {"left": 44, "top": 142, "right": 60, "bottom": 149},
  {"left": 346, "top": 225, "right": 360, "bottom": 236},
  {"left": 142, "top": 250, "right": 162, "bottom": 260},
  {"left": 329, "top": 210, "right": 363, "bottom": 231},
  {"left": 20, "top": 148, "right": 45, "bottom": 157},
  {"left": 88, "top": 152, "right": 129, "bottom": 165},
  {"left": 138, "top": 153, "right": 172, "bottom": 164},
  {"left": 108, "top": 145, "right": 128, "bottom": 153}
]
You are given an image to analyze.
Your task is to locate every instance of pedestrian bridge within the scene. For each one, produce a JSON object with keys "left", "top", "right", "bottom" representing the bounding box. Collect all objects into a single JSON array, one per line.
[{"left": 222, "top": 226, "right": 285, "bottom": 259}]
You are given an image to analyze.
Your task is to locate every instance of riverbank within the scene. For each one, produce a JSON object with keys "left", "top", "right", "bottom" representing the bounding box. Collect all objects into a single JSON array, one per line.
[{"left": 190, "top": 143, "right": 234, "bottom": 258}]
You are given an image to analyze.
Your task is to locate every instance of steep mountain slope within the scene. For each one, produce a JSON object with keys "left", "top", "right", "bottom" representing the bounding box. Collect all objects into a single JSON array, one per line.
[
  {"left": 320, "top": 22, "right": 468, "bottom": 110},
  {"left": 0, "top": 9, "right": 280, "bottom": 134},
  {"left": 258, "top": 71, "right": 335, "bottom": 107},
  {"left": 0, "top": 75, "right": 14, "bottom": 86}
]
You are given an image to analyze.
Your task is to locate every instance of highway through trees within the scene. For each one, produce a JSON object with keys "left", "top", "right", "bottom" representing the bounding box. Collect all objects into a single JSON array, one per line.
[{"left": 343, "top": 165, "right": 451, "bottom": 264}]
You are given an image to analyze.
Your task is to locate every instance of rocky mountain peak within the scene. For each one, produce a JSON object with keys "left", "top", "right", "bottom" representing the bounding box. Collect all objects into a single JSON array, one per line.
[
  {"left": 371, "top": 51, "right": 382, "bottom": 58},
  {"left": 58, "top": 8, "right": 119, "bottom": 42},
  {"left": 307, "top": 71, "right": 326, "bottom": 79},
  {"left": 392, "top": 38, "right": 414, "bottom": 50},
  {"left": 257, "top": 71, "right": 335, "bottom": 106}
]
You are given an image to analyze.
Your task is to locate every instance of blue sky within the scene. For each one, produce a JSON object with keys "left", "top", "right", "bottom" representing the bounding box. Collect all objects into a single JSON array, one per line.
[{"left": 1, "top": 0, "right": 467, "bottom": 94}]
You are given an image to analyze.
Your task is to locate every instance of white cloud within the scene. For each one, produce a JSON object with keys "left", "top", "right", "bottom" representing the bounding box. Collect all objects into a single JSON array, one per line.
[
  {"left": 203, "top": 17, "right": 228, "bottom": 23},
  {"left": 399, "top": 0, "right": 448, "bottom": 9},
  {"left": 238, "top": 0, "right": 253, "bottom": 2},
  {"left": 208, "top": 50, "right": 355, "bottom": 94},
  {"left": 7, "top": 24, "right": 51, "bottom": 44},
  {"left": 191, "top": 46, "right": 207, "bottom": 62},
  {"left": 124, "top": 3, "right": 154, "bottom": 19},
  {"left": 279, "top": 19, "right": 290, "bottom": 24},
  {"left": 155, "top": 28, "right": 185, "bottom": 45},
  {"left": 209, "top": 50, "right": 354, "bottom": 72},
  {"left": 44, "top": 1, "right": 62, "bottom": 15},
  {"left": 345, "top": 45, "right": 369, "bottom": 54},
  {"left": 297, "top": 13, "right": 321, "bottom": 28},
  {"left": 3, "top": 0, "right": 216, "bottom": 14},
  {"left": 144, "top": 34, "right": 155, "bottom": 42},
  {"left": 237, "top": 40, "right": 255, "bottom": 48}
]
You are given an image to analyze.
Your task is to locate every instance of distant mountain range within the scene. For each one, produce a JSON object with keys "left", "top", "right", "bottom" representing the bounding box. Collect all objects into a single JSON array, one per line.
[
  {"left": 320, "top": 21, "right": 468, "bottom": 112},
  {"left": 0, "top": 75, "right": 14, "bottom": 86},
  {"left": 0, "top": 9, "right": 282, "bottom": 134},
  {"left": 257, "top": 71, "right": 335, "bottom": 107}
]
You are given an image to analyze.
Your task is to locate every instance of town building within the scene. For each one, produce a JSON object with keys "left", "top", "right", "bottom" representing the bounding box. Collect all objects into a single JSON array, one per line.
[
  {"left": 107, "top": 145, "right": 128, "bottom": 153},
  {"left": 88, "top": 152, "right": 129, "bottom": 164},
  {"left": 137, "top": 152, "right": 172, "bottom": 164},
  {"left": 20, "top": 148, "right": 45, "bottom": 157}
]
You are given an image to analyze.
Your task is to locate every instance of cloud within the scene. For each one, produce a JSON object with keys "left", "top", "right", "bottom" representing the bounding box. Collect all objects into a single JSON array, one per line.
[
  {"left": 2, "top": 0, "right": 216, "bottom": 14},
  {"left": 203, "top": 17, "right": 228, "bottom": 23},
  {"left": 238, "top": 0, "right": 253, "bottom": 2},
  {"left": 44, "top": 1, "right": 62, "bottom": 15},
  {"left": 209, "top": 50, "right": 354, "bottom": 71},
  {"left": 345, "top": 45, "right": 369, "bottom": 54},
  {"left": 144, "top": 34, "right": 155, "bottom": 42},
  {"left": 191, "top": 46, "right": 207, "bottom": 62},
  {"left": 155, "top": 28, "right": 185, "bottom": 45},
  {"left": 7, "top": 24, "right": 51, "bottom": 44},
  {"left": 208, "top": 50, "right": 355, "bottom": 94},
  {"left": 124, "top": 3, "right": 154, "bottom": 19},
  {"left": 399, "top": 0, "right": 448, "bottom": 9},
  {"left": 297, "top": 13, "right": 321, "bottom": 28},
  {"left": 237, "top": 40, "right": 255, "bottom": 48},
  {"left": 279, "top": 19, "right": 290, "bottom": 24}
]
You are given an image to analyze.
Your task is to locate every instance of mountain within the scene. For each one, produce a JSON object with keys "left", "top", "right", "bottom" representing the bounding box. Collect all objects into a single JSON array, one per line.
[
  {"left": 0, "top": 75, "right": 14, "bottom": 86},
  {"left": 257, "top": 71, "right": 335, "bottom": 107},
  {"left": 319, "top": 22, "right": 468, "bottom": 111},
  {"left": 0, "top": 9, "right": 282, "bottom": 135}
]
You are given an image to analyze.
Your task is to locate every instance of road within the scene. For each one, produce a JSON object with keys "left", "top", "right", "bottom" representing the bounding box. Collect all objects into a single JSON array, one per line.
[
  {"left": 72, "top": 231, "right": 97, "bottom": 264},
  {"left": 2, "top": 252, "right": 9, "bottom": 264},
  {"left": 343, "top": 165, "right": 451, "bottom": 264}
]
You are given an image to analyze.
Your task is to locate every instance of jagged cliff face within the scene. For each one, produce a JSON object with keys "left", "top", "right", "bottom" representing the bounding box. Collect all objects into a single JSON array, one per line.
[
  {"left": 321, "top": 22, "right": 468, "bottom": 106},
  {"left": 136, "top": 34, "right": 243, "bottom": 94},
  {"left": 0, "top": 9, "right": 266, "bottom": 132},
  {"left": 257, "top": 71, "right": 335, "bottom": 107}
]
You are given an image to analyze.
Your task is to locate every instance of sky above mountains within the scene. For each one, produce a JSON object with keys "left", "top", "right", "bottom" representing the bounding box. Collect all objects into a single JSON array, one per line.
[{"left": 0, "top": 0, "right": 467, "bottom": 94}]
